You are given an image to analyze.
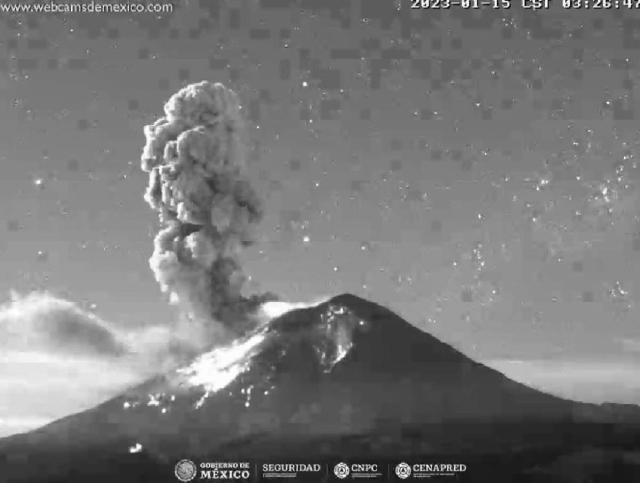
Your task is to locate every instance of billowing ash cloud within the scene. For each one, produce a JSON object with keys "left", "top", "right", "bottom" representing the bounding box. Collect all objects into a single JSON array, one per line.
[{"left": 141, "top": 81, "right": 277, "bottom": 344}]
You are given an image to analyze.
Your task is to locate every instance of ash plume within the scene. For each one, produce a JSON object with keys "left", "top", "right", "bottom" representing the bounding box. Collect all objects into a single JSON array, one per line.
[{"left": 140, "top": 81, "right": 277, "bottom": 345}]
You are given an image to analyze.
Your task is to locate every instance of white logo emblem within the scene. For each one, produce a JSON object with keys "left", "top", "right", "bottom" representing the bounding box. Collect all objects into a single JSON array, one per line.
[
  {"left": 334, "top": 462, "right": 350, "bottom": 479},
  {"left": 175, "top": 459, "right": 197, "bottom": 482},
  {"left": 395, "top": 462, "right": 411, "bottom": 479}
]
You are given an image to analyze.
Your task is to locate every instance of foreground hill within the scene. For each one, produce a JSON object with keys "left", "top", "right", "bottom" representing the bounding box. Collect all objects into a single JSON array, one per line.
[{"left": 1, "top": 293, "right": 640, "bottom": 482}]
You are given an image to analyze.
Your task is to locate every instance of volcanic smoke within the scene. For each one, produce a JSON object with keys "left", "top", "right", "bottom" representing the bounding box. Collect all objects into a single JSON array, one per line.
[{"left": 140, "top": 81, "right": 277, "bottom": 346}]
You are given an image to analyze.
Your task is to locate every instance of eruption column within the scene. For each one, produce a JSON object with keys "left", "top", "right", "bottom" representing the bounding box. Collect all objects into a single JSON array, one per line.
[{"left": 140, "top": 81, "right": 275, "bottom": 341}]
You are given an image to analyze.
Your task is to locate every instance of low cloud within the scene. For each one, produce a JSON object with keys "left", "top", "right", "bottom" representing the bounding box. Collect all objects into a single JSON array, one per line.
[
  {"left": 617, "top": 337, "right": 640, "bottom": 353},
  {"left": 0, "top": 291, "right": 210, "bottom": 370},
  {"left": 0, "top": 291, "right": 203, "bottom": 438},
  {"left": 0, "top": 291, "right": 129, "bottom": 357}
]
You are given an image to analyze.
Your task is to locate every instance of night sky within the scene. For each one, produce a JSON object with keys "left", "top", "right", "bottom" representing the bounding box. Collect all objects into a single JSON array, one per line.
[{"left": 2, "top": 0, "right": 640, "bottom": 436}]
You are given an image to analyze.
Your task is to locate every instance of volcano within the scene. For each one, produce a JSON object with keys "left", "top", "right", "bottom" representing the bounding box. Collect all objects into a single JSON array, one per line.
[{"left": 1, "top": 293, "right": 640, "bottom": 482}]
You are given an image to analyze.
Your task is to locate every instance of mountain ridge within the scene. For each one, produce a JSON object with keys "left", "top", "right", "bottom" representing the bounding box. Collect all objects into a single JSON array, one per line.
[{"left": 1, "top": 293, "right": 640, "bottom": 482}]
